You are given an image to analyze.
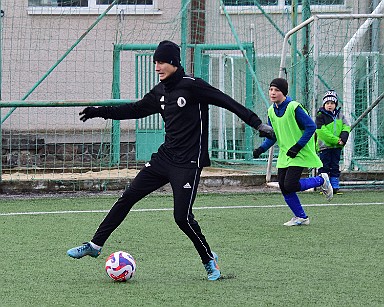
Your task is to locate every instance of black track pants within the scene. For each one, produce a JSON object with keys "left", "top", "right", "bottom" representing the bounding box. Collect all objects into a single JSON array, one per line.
[
  {"left": 91, "top": 154, "right": 214, "bottom": 264},
  {"left": 278, "top": 166, "right": 304, "bottom": 194}
]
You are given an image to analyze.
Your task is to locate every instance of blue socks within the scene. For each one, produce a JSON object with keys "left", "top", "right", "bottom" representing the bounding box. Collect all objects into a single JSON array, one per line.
[
  {"left": 299, "top": 176, "right": 323, "bottom": 191},
  {"left": 330, "top": 177, "right": 340, "bottom": 189},
  {"left": 283, "top": 192, "right": 307, "bottom": 218},
  {"left": 283, "top": 175, "right": 334, "bottom": 217}
]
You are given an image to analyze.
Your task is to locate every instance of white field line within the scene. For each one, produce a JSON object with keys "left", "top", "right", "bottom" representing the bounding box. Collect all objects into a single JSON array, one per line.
[{"left": 1, "top": 202, "right": 384, "bottom": 217}]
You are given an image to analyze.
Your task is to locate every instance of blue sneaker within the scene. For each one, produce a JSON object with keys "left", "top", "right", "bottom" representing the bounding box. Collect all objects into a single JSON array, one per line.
[
  {"left": 67, "top": 242, "right": 101, "bottom": 259},
  {"left": 204, "top": 251, "right": 220, "bottom": 281}
]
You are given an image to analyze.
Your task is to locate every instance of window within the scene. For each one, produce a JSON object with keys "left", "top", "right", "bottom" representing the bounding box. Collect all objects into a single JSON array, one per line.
[
  {"left": 285, "top": 0, "right": 344, "bottom": 4},
  {"left": 222, "top": 0, "right": 344, "bottom": 5},
  {"left": 28, "top": 0, "right": 158, "bottom": 15},
  {"left": 97, "top": 0, "right": 152, "bottom": 4},
  {"left": 222, "top": 0, "right": 346, "bottom": 13},
  {"left": 29, "top": 0, "right": 153, "bottom": 6}
]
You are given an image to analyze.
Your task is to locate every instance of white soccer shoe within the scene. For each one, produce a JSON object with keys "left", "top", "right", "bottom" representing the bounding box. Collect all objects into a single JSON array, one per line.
[
  {"left": 283, "top": 216, "right": 310, "bottom": 226},
  {"left": 319, "top": 173, "right": 333, "bottom": 201}
]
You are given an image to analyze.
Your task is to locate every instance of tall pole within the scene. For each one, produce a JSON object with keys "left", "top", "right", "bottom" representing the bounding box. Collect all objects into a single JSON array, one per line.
[
  {"left": 180, "top": 0, "right": 189, "bottom": 68},
  {"left": 301, "top": 0, "right": 311, "bottom": 109},
  {"left": 0, "top": 0, "right": 3, "bottom": 182},
  {"left": 190, "top": 0, "right": 205, "bottom": 74},
  {"left": 290, "top": 0, "right": 298, "bottom": 100}
]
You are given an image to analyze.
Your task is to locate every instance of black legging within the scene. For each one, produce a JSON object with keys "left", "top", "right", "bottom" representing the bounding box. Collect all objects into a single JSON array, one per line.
[
  {"left": 278, "top": 166, "right": 305, "bottom": 195},
  {"left": 91, "top": 154, "right": 214, "bottom": 264}
]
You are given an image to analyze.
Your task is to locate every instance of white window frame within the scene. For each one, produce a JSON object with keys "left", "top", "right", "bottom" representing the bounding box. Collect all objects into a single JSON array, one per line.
[
  {"left": 27, "top": 0, "right": 161, "bottom": 15},
  {"left": 221, "top": 0, "right": 350, "bottom": 14}
]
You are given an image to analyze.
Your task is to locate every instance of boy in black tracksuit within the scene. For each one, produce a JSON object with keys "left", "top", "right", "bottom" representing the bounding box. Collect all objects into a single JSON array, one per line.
[{"left": 67, "top": 40, "right": 275, "bottom": 281}]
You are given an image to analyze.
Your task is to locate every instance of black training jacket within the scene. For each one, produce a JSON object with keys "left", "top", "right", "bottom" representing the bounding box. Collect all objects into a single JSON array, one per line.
[{"left": 97, "top": 67, "right": 262, "bottom": 168}]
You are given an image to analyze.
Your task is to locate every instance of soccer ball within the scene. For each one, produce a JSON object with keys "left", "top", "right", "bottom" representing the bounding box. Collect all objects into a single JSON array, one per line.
[{"left": 105, "top": 251, "right": 136, "bottom": 282}]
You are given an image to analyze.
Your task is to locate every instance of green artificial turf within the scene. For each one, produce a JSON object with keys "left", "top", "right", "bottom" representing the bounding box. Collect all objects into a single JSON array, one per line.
[{"left": 1, "top": 191, "right": 383, "bottom": 306}]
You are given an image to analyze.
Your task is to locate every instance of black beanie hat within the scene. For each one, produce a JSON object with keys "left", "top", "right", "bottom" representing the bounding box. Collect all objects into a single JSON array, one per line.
[
  {"left": 322, "top": 90, "right": 338, "bottom": 107},
  {"left": 270, "top": 78, "right": 288, "bottom": 96},
  {"left": 153, "top": 40, "right": 181, "bottom": 67}
]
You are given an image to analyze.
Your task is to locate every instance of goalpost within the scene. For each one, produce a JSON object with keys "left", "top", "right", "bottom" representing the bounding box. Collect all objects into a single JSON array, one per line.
[{"left": 266, "top": 10, "right": 384, "bottom": 182}]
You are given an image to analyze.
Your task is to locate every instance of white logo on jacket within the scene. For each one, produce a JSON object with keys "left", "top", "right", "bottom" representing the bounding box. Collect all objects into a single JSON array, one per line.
[{"left": 177, "top": 97, "right": 186, "bottom": 107}]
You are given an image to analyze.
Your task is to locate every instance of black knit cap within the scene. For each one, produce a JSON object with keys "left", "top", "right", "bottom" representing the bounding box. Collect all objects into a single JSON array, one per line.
[
  {"left": 153, "top": 40, "right": 181, "bottom": 67},
  {"left": 270, "top": 78, "right": 288, "bottom": 96}
]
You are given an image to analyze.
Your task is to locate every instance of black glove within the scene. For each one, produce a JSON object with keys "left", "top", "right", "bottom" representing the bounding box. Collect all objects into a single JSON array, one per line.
[
  {"left": 253, "top": 147, "right": 264, "bottom": 159},
  {"left": 339, "top": 131, "right": 349, "bottom": 145},
  {"left": 257, "top": 123, "right": 275, "bottom": 140},
  {"left": 286, "top": 143, "right": 303, "bottom": 158},
  {"left": 79, "top": 107, "right": 101, "bottom": 122}
]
